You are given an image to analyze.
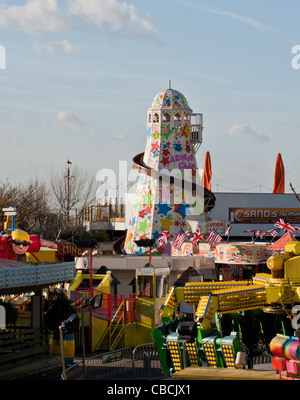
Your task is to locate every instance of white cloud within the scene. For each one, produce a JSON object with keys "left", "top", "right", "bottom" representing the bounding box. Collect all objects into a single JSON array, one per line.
[
  {"left": 55, "top": 110, "right": 87, "bottom": 131},
  {"left": 228, "top": 123, "right": 269, "bottom": 142},
  {"left": 0, "top": 0, "right": 154, "bottom": 39},
  {"left": 68, "top": 0, "right": 153, "bottom": 34},
  {"left": 34, "top": 40, "right": 82, "bottom": 55},
  {"left": 0, "top": 0, "right": 69, "bottom": 34}
]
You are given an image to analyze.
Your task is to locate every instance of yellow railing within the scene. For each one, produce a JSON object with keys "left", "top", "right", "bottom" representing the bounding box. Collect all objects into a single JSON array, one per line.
[{"left": 95, "top": 298, "right": 126, "bottom": 351}]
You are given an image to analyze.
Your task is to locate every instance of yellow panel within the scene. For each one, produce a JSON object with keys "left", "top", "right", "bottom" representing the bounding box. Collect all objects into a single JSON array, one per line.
[
  {"left": 122, "top": 323, "right": 137, "bottom": 348},
  {"left": 285, "top": 242, "right": 300, "bottom": 255},
  {"left": 26, "top": 249, "right": 57, "bottom": 262},
  {"left": 91, "top": 314, "right": 108, "bottom": 351},
  {"left": 136, "top": 298, "right": 155, "bottom": 327},
  {"left": 285, "top": 255, "right": 300, "bottom": 281}
]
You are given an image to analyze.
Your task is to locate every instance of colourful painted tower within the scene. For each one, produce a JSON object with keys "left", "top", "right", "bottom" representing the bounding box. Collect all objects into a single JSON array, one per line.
[{"left": 124, "top": 86, "right": 208, "bottom": 254}]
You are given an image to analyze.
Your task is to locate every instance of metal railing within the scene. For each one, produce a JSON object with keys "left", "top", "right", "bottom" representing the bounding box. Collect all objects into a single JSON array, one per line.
[{"left": 62, "top": 343, "right": 164, "bottom": 380}]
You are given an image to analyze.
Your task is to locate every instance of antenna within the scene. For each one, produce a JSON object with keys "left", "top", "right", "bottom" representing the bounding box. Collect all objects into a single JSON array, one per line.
[{"left": 169, "top": 80, "right": 171, "bottom": 89}]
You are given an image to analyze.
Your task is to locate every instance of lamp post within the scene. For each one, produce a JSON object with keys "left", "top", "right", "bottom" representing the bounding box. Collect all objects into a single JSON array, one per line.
[
  {"left": 65, "top": 159, "right": 72, "bottom": 221},
  {"left": 134, "top": 239, "right": 156, "bottom": 266}
]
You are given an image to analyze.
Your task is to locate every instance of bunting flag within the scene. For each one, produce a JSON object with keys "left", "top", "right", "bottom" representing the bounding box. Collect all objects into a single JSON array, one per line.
[
  {"left": 260, "top": 230, "right": 270, "bottom": 239},
  {"left": 156, "top": 229, "right": 170, "bottom": 246},
  {"left": 274, "top": 219, "right": 296, "bottom": 233},
  {"left": 225, "top": 224, "right": 232, "bottom": 236},
  {"left": 260, "top": 228, "right": 280, "bottom": 239},
  {"left": 206, "top": 229, "right": 223, "bottom": 246},
  {"left": 173, "top": 228, "right": 192, "bottom": 250},
  {"left": 270, "top": 228, "right": 280, "bottom": 238},
  {"left": 290, "top": 226, "right": 300, "bottom": 237},
  {"left": 192, "top": 228, "right": 205, "bottom": 246},
  {"left": 243, "top": 229, "right": 257, "bottom": 240}
]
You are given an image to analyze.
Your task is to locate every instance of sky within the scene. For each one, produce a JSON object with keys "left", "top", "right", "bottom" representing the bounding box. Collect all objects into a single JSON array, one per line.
[{"left": 1, "top": 0, "right": 300, "bottom": 198}]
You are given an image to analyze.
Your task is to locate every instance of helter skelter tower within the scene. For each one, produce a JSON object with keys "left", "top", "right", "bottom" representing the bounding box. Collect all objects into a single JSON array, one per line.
[{"left": 123, "top": 84, "right": 215, "bottom": 254}]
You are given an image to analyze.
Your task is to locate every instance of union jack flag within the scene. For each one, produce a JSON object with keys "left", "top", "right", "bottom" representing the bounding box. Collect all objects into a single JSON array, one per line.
[
  {"left": 206, "top": 229, "right": 223, "bottom": 246},
  {"left": 274, "top": 219, "right": 296, "bottom": 233},
  {"left": 173, "top": 229, "right": 192, "bottom": 250},
  {"left": 290, "top": 226, "right": 300, "bottom": 236},
  {"left": 156, "top": 229, "right": 170, "bottom": 246},
  {"left": 192, "top": 228, "right": 205, "bottom": 246}
]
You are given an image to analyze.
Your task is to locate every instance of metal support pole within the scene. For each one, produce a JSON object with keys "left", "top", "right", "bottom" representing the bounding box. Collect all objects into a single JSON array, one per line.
[
  {"left": 149, "top": 246, "right": 152, "bottom": 267},
  {"left": 89, "top": 249, "right": 93, "bottom": 297},
  {"left": 89, "top": 249, "right": 93, "bottom": 352},
  {"left": 59, "top": 326, "right": 67, "bottom": 380},
  {"left": 81, "top": 308, "right": 86, "bottom": 379}
]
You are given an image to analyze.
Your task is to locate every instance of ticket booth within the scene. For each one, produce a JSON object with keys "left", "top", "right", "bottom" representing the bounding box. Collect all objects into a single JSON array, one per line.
[{"left": 135, "top": 266, "right": 170, "bottom": 343}]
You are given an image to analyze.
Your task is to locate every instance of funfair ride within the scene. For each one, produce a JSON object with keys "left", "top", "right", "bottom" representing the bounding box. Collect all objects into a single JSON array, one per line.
[{"left": 152, "top": 241, "right": 300, "bottom": 379}]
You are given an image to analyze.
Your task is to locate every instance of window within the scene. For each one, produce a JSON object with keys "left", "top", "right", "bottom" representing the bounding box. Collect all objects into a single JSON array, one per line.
[
  {"left": 153, "top": 113, "right": 159, "bottom": 123},
  {"left": 148, "top": 113, "right": 152, "bottom": 123},
  {"left": 156, "top": 275, "right": 169, "bottom": 298},
  {"left": 163, "top": 112, "right": 170, "bottom": 122},
  {"left": 175, "top": 112, "right": 181, "bottom": 121},
  {"left": 137, "top": 275, "right": 153, "bottom": 298}
]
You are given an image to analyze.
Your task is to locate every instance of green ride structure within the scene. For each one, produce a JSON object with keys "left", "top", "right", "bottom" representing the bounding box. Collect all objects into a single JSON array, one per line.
[{"left": 152, "top": 242, "right": 300, "bottom": 377}]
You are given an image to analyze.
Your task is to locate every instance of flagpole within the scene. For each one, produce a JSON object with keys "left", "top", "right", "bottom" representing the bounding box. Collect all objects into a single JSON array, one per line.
[{"left": 269, "top": 235, "right": 278, "bottom": 243}]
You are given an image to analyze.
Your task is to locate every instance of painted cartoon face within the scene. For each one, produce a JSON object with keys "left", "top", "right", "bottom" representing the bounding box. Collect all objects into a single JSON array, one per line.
[{"left": 11, "top": 240, "right": 30, "bottom": 255}]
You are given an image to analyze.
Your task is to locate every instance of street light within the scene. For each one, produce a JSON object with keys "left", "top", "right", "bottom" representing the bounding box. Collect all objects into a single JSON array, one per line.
[
  {"left": 134, "top": 238, "right": 156, "bottom": 267},
  {"left": 65, "top": 159, "right": 72, "bottom": 221}
]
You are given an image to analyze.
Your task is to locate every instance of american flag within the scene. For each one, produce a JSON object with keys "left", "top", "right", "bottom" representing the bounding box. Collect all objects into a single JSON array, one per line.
[
  {"left": 243, "top": 229, "right": 257, "bottom": 239},
  {"left": 192, "top": 228, "right": 205, "bottom": 246},
  {"left": 260, "top": 228, "right": 280, "bottom": 239},
  {"left": 270, "top": 228, "right": 280, "bottom": 237},
  {"left": 260, "top": 230, "right": 270, "bottom": 239},
  {"left": 173, "top": 229, "right": 192, "bottom": 250},
  {"left": 156, "top": 229, "right": 170, "bottom": 246},
  {"left": 274, "top": 219, "right": 296, "bottom": 233},
  {"left": 206, "top": 229, "right": 223, "bottom": 246},
  {"left": 225, "top": 224, "right": 231, "bottom": 236}
]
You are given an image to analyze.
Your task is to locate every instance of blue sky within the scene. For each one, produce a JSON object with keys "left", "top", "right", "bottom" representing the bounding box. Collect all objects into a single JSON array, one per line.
[{"left": 1, "top": 0, "right": 300, "bottom": 196}]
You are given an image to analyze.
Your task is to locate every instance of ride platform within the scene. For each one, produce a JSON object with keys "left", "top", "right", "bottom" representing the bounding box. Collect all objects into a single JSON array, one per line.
[{"left": 172, "top": 366, "right": 278, "bottom": 380}]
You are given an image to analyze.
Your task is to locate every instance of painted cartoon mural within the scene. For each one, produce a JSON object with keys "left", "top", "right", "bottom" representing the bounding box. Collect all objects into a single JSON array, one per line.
[{"left": 0, "top": 229, "right": 57, "bottom": 261}]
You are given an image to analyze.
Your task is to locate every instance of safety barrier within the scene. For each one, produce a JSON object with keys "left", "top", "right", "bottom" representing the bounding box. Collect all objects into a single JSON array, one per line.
[{"left": 62, "top": 343, "right": 164, "bottom": 380}]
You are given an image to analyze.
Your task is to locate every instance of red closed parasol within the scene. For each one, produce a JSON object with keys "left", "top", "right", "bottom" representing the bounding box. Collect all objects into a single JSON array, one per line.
[
  {"left": 272, "top": 153, "right": 285, "bottom": 194},
  {"left": 201, "top": 151, "right": 212, "bottom": 191}
]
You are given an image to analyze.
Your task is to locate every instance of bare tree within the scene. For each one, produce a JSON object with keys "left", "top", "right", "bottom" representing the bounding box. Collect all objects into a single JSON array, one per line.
[
  {"left": 49, "top": 163, "right": 96, "bottom": 238},
  {"left": 0, "top": 178, "right": 55, "bottom": 239}
]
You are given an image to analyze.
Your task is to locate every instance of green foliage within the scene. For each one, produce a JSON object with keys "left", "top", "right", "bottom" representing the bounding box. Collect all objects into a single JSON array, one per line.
[
  {"left": 44, "top": 289, "right": 76, "bottom": 340},
  {"left": 76, "top": 230, "right": 110, "bottom": 242}
]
